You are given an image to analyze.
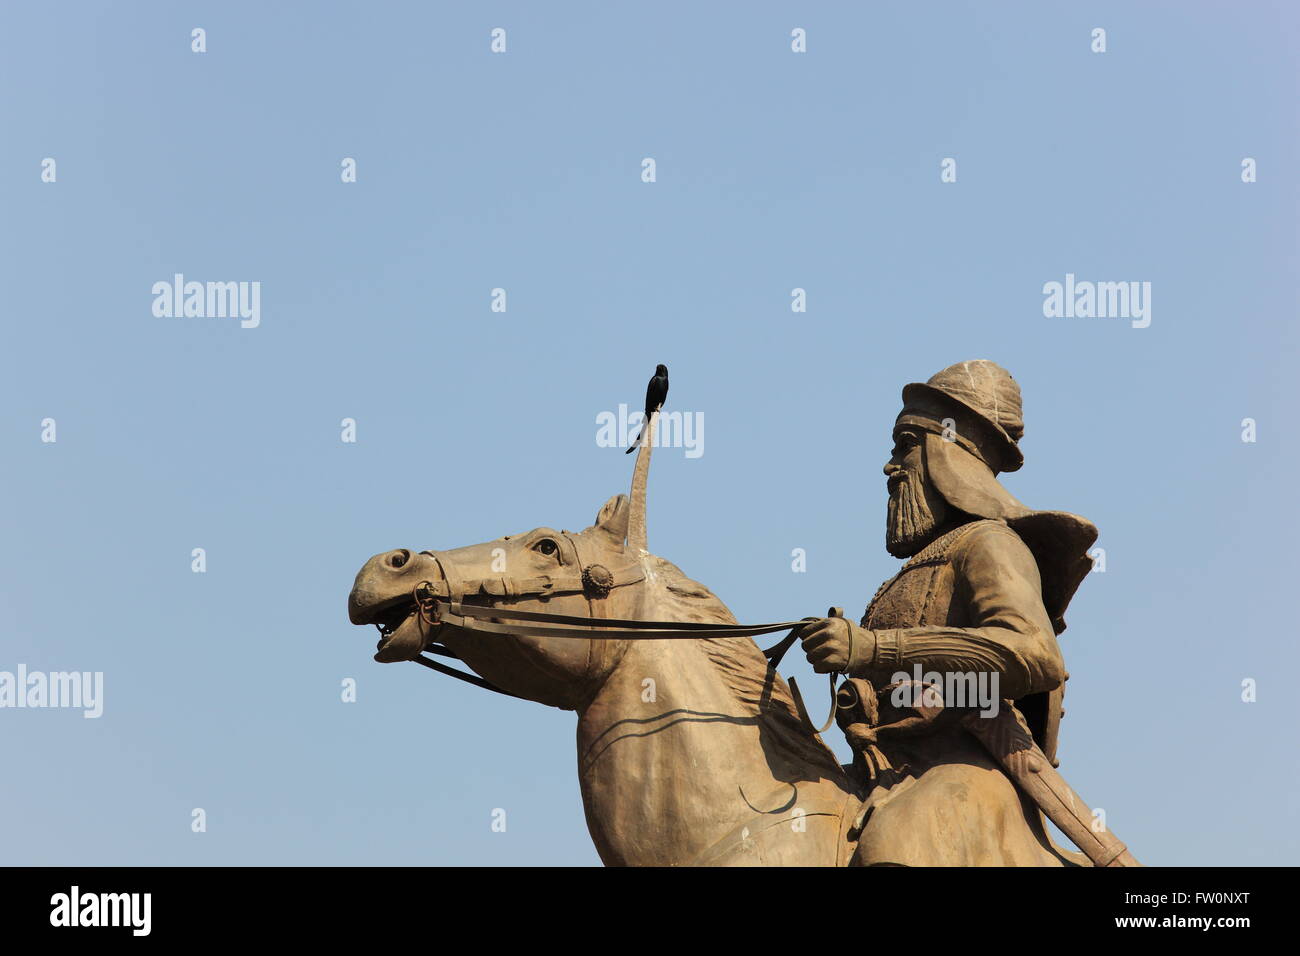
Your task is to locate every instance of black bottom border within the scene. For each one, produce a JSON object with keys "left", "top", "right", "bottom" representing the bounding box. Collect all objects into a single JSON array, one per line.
[{"left": 1, "top": 865, "right": 1281, "bottom": 940}]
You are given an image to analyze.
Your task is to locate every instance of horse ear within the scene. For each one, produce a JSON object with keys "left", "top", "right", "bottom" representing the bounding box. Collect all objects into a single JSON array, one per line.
[
  {"left": 626, "top": 410, "right": 655, "bottom": 554},
  {"left": 589, "top": 494, "right": 629, "bottom": 548}
]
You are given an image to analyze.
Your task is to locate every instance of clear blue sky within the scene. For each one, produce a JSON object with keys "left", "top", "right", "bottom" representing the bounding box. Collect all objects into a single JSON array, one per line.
[{"left": 2, "top": 1, "right": 1297, "bottom": 865}]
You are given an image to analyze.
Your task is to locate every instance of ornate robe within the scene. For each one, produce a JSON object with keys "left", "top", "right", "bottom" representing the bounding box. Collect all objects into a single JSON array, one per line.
[{"left": 848, "top": 518, "right": 1077, "bottom": 866}]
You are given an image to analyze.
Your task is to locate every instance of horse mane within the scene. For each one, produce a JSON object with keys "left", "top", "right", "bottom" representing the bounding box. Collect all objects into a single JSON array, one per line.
[{"left": 646, "top": 555, "right": 846, "bottom": 776}]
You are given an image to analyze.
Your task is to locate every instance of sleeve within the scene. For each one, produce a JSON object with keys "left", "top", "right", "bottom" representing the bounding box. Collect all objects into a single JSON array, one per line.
[{"left": 852, "top": 523, "right": 1066, "bottom": 701}]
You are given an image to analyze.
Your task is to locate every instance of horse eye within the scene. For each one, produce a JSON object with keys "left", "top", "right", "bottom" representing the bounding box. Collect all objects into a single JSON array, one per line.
[{"left": 534, "top": 539, "right": 557, "bottom": 556}]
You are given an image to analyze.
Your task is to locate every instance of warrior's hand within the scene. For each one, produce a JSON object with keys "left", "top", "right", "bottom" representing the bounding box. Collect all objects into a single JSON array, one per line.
[{"left": 799, "top": 617, "right": 874, "bottom": 674}]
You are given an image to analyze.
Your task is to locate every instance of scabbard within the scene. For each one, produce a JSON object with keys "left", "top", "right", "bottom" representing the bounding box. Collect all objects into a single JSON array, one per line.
[{"left": 961, "top": 704, "right": 1141, "bottom": 867}]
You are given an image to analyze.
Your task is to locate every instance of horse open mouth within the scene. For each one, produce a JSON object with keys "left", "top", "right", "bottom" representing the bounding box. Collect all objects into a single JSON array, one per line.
[{"left": 364, "top": 597, "right": 428, "bottom": 663}]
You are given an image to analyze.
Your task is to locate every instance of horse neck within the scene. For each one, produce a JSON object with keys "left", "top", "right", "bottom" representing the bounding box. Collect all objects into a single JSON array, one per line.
[{"left": 574, "top": 575, "right": 849, "bottom": 866}]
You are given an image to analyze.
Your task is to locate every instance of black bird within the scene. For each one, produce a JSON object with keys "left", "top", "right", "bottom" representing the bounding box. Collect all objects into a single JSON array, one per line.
[{"left": 626, "top": 364, "right": 669, "bottom": 453}]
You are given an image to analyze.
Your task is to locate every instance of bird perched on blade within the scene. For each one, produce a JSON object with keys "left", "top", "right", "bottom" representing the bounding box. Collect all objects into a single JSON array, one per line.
[{"left": 626, "top": 364, "right": 669, "bottom": 453}]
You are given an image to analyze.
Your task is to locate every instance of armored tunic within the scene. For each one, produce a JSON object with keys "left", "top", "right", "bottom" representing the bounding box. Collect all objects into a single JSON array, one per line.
[
  {"left": 855, "top": 518, "right": 1064, "bottom": 703},
  {"left": 845, "top": 518, "right": 1077, "bottom": 866}
]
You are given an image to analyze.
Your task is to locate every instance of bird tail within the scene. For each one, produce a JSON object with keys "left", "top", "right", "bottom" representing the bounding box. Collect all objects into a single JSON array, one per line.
[{"left": 624, "top": 426, "right": 642, "bottom": 454}]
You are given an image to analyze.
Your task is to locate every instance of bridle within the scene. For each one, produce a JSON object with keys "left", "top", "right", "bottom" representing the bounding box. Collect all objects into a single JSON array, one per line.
[{"left": 396, "top": 532, "right": 841, "bottom": 733}]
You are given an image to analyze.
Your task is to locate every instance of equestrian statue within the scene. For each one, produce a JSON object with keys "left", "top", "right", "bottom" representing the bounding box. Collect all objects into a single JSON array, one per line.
[{"left": 347, "top": 359, "right": 1140, "bottom": 866}]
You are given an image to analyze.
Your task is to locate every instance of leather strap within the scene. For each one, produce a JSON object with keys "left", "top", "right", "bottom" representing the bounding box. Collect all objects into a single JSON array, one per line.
[
  {"left": 411, "top": 653, "right": 526, "bottom": 699},
  {"left": 409, "top": 546, "right": 831, "bottom": 709},
  {"left": 789, "top": 672, "right": 839, "bottom": 734},
  {"left": 786, "top": 608, "right": 847, "bottom": 735},
  {"left": 415, "top": 546, "right": 644, "bottom": 601},
  {"left": 438, "top": 601, "right": 817, "bottom": 641}
]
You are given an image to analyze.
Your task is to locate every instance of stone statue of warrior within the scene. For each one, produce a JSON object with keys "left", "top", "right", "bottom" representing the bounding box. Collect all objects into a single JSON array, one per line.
[{"left": 798, "top": 360, "right": 1112, "bottom": 866}]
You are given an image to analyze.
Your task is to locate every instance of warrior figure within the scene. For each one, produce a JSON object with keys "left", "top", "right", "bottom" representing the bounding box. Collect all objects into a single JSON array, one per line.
[{"left": 799, "top": 360, "right": 1119, "bottom": 866}]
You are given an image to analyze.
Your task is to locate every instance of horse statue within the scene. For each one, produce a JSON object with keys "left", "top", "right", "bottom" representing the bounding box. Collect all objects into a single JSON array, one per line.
[{"left": 347, "top": 415, "right": 1121, "bottom": 866}]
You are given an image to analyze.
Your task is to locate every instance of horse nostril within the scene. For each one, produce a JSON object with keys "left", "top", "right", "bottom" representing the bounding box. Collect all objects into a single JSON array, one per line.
[{"left": 389, "top": 549, "right": 411, "bottom": 570}]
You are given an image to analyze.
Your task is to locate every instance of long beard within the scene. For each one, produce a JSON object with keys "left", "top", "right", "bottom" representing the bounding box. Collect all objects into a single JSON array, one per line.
[{"left": 886, "top": 472, "right": 940, "bottom": 558}]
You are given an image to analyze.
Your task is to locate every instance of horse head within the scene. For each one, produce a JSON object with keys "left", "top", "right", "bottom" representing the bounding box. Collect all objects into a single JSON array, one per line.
[{"left": 347, "top": 493, "right": 641, "bottom": 709}]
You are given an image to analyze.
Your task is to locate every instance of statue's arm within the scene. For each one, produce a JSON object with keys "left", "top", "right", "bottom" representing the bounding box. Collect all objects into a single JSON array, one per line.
[{"left": 848, "top": 524, "right": 1065, "bottom": 701}]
